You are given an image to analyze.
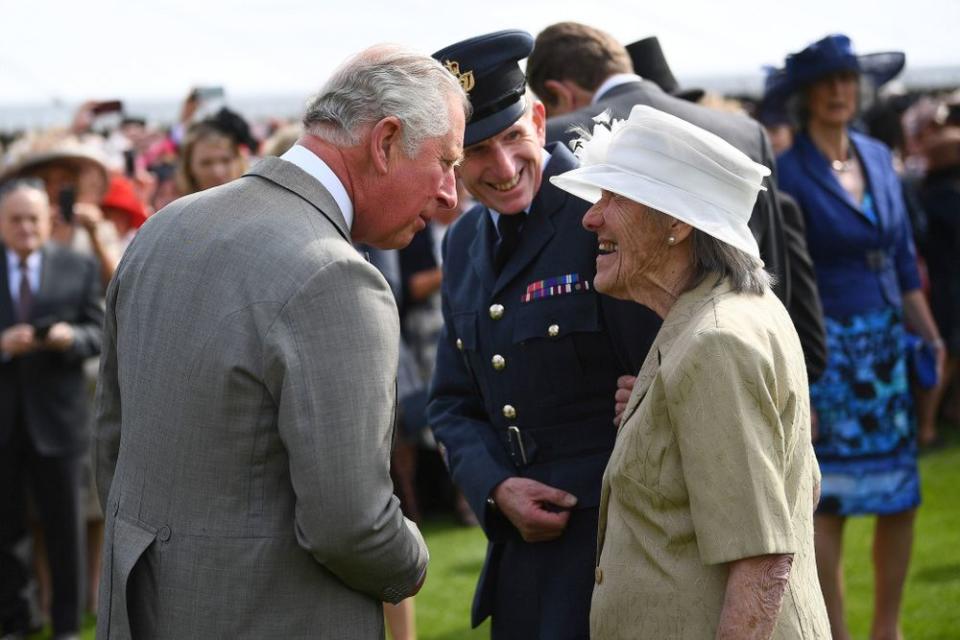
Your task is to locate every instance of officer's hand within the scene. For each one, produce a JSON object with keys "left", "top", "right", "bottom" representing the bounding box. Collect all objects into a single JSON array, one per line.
[
  {"left": 2, "top": 324, "right": 36, "bottom": 357},
  {"left": 492, "top": 477, "right": 577, "bottom": 543},
  {"left": 613, "top": 375, "right": 636, "bottom": 427}
]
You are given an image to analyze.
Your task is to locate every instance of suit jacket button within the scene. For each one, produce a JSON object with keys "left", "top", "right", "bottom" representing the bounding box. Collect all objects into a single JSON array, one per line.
[
  {"left": 456, "top": 338, "right": 464, "bottom": 351},
  {"left": 491, "top": 355, "right": 506, "bottom": 371},
  {"left": 489, "top": 304, "right": 504, "bottom": 320},
  {"left": 158, "top": 526, "right": 171, "bottom": 542},
  {"left": 548, "top": 324, "right": 560, "bottom": 337},
  {"left": 502, "top": 404, "right": 516, "bottom": 419},
  {"left": 595, "top": 566, "right": 603, "bottom": 584}
]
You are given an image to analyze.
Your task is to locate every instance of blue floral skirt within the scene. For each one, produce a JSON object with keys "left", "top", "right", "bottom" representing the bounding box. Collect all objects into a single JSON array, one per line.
[{"left": 811, "top": 307, "right": 921, "bottom": 516}]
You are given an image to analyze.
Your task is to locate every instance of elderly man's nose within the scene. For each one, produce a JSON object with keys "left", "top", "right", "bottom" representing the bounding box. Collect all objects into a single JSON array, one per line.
[{"left": 438, "top": 171, "right": 457, "bottom": 210}]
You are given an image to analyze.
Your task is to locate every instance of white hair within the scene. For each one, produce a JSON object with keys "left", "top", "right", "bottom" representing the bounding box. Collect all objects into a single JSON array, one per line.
[{"left": 303, "top": 45, "right": 470, "bottom": 157}]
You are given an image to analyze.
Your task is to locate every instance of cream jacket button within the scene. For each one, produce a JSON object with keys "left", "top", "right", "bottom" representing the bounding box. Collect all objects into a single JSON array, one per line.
[
  {"left": 492, "top": 355, "right": 506, "bottom": 371},
  {"left": 456, "top": 338, "right": 464, "bottom": 351},
  {"left": 548, "top": 324, "right": 560, "bottom": 337},
  {"left": 489, "top": 304, "right": 504, "bottom": 320},
  {"left": 502, "top": 404, "right": 516, "bottom": 419}
]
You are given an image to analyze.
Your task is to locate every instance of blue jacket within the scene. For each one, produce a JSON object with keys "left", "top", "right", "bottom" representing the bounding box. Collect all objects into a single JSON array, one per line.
[
  {"left": 777, "top": 130, "right": 920, "bottom": 318},
  {"left": 427, "top": 143, "right": 659, "bottom": 632}
]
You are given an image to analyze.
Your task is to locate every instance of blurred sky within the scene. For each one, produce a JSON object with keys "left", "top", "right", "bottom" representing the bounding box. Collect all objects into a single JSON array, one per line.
[{"left": 2, "top": 0, "right": 958, "bottom": 104}]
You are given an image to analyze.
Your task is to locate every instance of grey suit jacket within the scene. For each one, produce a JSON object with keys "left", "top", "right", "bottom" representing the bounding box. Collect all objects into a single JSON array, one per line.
[{"left": 95, "top": 157, "right": 428, "bottom": 639}]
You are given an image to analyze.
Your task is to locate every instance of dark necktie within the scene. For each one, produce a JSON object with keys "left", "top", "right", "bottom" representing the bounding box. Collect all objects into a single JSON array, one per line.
[
  {"left": 17, "top": 260, "right": 32, "bottom": 323},
  {"left": 494, "top": 214, "right": 524, "bottom": 274}
]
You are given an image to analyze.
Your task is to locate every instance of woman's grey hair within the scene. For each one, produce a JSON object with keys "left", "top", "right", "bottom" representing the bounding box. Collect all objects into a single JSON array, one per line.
[
  {"left": 303, "top": 45, "right": 470, "bottom": 157},
  {"left": 689, "top": 228, "right": 772, "bottom": 295}
]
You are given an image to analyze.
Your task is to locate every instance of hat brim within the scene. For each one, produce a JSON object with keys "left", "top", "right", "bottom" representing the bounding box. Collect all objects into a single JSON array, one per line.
[
  {"left": 464, "top": 96, "right": 526, "bottom": 147},
  {"left": 550, "top": 163, "right": 761, "bottom": 260},
  {"left": 783, "top": 51, "right": 906, "bottom": 98},
  {"left": 0, "top": 150, "right": 108, "bottom": 192}
]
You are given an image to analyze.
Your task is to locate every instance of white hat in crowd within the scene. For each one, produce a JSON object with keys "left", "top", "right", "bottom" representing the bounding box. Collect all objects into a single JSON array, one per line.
[{"left": 550, "top": 105, "right": 769, "bottom": 259}]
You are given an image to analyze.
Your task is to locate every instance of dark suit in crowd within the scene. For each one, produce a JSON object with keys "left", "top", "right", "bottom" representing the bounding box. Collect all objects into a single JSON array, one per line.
[{"left": 0, "top": 242, "right": 103, "bottom": 636}]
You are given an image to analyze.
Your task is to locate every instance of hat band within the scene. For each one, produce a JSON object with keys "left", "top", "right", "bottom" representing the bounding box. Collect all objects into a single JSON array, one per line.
[{"left": 471, "top": 89, "right": 525, "bottom": 124}]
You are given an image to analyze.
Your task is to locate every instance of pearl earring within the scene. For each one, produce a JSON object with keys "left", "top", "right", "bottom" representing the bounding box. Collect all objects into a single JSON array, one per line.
[{"left": 667, "top": 236, "right": 676, "bottom": 245}]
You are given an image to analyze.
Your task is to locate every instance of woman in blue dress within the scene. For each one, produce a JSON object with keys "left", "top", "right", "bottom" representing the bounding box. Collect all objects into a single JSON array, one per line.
[{"left": 775, "top": 35, "right": 945, "bottom": 640}]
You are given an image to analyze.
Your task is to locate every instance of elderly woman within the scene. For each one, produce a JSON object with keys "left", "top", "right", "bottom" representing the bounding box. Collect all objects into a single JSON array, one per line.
[
  {"left": 551, "top": 105, "right": 830, "bottom": 639},
  {"left": 775, "top": 35, "right": 945, "bottom": 640}
]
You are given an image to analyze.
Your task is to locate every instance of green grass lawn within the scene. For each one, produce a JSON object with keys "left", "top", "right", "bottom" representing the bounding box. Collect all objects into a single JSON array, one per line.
[{"left": 56, "top": 427, "right": 960, "bottom": 639}]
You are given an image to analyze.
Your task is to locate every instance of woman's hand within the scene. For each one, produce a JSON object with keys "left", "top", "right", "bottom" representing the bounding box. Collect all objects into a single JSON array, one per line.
[{"left": 613, "top": 375, "right": 636, "bottom": 427}]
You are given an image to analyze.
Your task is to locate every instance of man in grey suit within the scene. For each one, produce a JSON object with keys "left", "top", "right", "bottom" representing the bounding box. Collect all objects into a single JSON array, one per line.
[
  {"left": 526, "top": 22, "right": 827, "bottom": 382},
  {"left": 94, "top": 45, "right": 467, "bottom": 639}
]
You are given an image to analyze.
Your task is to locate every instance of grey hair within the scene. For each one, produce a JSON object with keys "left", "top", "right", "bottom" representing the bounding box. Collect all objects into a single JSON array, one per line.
[
  {"left": 690, "top": 228, "right": 772, "bottom": 295},
  {"left": 0, "top": 177, "right": 48, "bottom": 209},
  {"left": 303, "top": 45, "right": 470, "bottom": 157}
]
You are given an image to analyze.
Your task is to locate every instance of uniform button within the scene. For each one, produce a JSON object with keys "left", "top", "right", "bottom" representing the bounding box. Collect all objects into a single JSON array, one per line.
[
  {"left": 456, "top": 338, "right": 464, "bottom": 351},
  {"left": 595, "top": 566, "right": 603, "bottom": 584},
  {"left": 502, "top": 404, "right": 516, "bottom": 419},
  {"left": 548, "top": 324, "right": 560, "bottom": 338},
  {"left": 489, "top": 304, "right": 504, "bottom": 320},
  {"left": 157, "top": 526, "right": 171, "bottom": 542},
  {"left": 491, "top": 355, "right": 506, "bottom": 371}
]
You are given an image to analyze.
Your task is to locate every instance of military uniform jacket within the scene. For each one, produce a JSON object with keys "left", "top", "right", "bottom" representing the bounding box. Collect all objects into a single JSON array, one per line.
[{"left": 428, "top": 143, "right": 659, "bottom": 626}]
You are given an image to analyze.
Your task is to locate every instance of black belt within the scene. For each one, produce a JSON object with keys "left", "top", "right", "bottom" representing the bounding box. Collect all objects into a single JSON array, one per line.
[{"left": 499, "top": 421, "right": 616, "bottom": 468}]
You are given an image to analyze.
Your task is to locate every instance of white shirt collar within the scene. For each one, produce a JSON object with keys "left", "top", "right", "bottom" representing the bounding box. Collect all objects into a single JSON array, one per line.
[
  {"left": 489, "top": 147, "right": 553, "bottom": 233},
  {"left": 280, "top": 144, "right": 354, "bottom": 231},
  {"left": 592, "top": 73, "right": 643, "bottom": 104},
  {"left": 6, "top": 248, "right": 42, "bottom": 301}
]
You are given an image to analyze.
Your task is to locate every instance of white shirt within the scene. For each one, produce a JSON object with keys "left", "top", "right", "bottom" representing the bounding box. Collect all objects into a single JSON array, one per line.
[
  {"left": 6, "top": 248, "right": 42, "bottom": 306},
  {"left": 488, "top": 147, "right": 553, "bottom": 234},
  {"left": 280, "top": 144, "right": 354, "bottom": 231},
  {"left": 592, "top": 73, "right": 644, "bottom": 104}
]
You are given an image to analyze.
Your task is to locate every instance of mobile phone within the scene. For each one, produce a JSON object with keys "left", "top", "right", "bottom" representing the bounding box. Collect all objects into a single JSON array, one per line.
[
  {"left": 192, "top": 86, "right": 225, "bottom": 102},
  {"left": 91, "top": 100, "right": 124, "bottom": 115},
  {"left": 123, "top": 149, "right": 137, "bottom": 178},
  {"left": 33, "top": 317, "right": 57, "bottom": 341},
  {"left": 58, "top": 186, "right": 76, "bottom": 224}
]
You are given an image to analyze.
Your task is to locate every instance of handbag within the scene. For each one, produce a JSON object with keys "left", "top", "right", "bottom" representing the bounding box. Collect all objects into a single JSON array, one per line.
[{"left": 904, "top": 332, "right": 939, "bottom": 389}]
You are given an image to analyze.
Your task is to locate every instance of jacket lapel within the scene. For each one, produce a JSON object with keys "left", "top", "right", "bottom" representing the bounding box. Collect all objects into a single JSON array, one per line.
[
  {"left": 850, "top": 130, "right": 891, "bottom": 232},
  {"left": 0, "top": 245, "right": 14, "bottom": 327},
  {"left": 467, "top": 209, "right": 497, "bottom": 294},
  {"left": 796, "top": 133, "right": 874, "bottom": 225},
  {"left": 244, "top": 157, "right": 351, "bottom": 242},
  {"left": 491, "top": 144, "right": 576, "bottom": 297}
]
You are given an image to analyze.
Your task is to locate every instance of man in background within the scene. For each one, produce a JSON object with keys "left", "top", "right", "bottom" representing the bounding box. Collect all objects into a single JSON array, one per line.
[{"left": 0, "top": 178, "right": 103, "bottom": 640}]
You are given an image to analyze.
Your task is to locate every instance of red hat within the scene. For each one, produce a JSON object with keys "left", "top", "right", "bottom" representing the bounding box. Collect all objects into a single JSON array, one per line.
[{"left": 102, "top": 175, "right": 147, "bottom": 229}]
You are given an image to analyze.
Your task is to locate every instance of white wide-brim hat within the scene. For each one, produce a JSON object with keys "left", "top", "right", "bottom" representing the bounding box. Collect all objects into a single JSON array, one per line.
[{"left": 550, "top": 105, "right": 769, "bottom": 260}]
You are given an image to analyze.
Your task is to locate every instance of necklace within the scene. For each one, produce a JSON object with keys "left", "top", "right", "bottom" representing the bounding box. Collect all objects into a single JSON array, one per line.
[{"left": 831, "top": 158, "right": 853, "bottom": 172}]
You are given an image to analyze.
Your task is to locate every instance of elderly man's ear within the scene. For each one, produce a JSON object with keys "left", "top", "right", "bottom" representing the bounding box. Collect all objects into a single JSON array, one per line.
[
  {"left": 369, "top": 116, "right": 404, "bottom": 174},
  {"left": 541, "top": 80, "right": 594, "bottom": 117}
]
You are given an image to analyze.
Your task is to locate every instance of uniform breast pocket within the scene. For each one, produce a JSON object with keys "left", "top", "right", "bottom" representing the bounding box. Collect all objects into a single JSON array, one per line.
[{"left": 512, "top": 294, "right": 607, "bottom": 404}]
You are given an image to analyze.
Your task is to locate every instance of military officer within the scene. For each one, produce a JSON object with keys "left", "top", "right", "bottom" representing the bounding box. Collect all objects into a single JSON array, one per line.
[{"left": 427, "top": 30, "right": 660, "bottom": 639}]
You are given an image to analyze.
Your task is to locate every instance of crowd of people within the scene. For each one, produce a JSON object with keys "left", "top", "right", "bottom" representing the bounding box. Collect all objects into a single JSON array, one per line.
[{"left": 0, "top": 21, "right": 957, "bottom": 640}]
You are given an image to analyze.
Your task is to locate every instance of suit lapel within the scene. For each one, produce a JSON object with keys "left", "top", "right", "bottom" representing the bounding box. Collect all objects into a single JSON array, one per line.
[
  {"left": 797, "top": 133, "right": 874, "bottom": 225},
  {"left": 850, "top": 131, "right": 891, "bottom": 233},
  {"left": 467, "top": 209, "right": 497, "bottom": 294},
  {"left": 245, "top": 157, "right": 351, "bottom": 242},
  {"left": 0, "top": 245, "right": 14, "bottom": 327},
  {"left": 491, "top": 144, "right": 576, "bottom": 297}
]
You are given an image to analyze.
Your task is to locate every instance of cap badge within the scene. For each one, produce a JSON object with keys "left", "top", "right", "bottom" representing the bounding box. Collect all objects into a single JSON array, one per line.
[{"left": 443, "top": 60, "right": 475, "bottom": 93}]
